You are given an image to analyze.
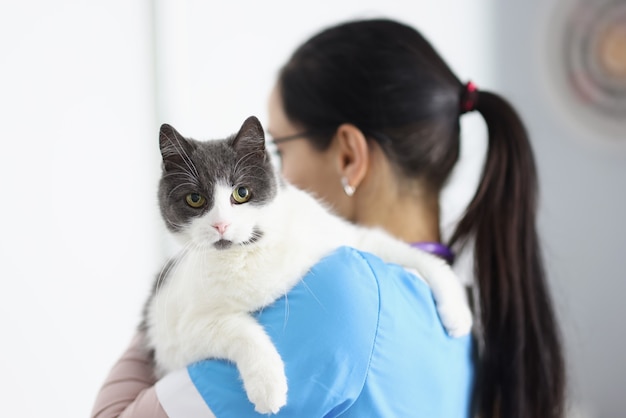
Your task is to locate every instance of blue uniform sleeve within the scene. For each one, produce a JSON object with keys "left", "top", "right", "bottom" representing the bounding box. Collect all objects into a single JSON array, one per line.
[{"left": 342, "top": 251, "right": 474, "bottom": 417}]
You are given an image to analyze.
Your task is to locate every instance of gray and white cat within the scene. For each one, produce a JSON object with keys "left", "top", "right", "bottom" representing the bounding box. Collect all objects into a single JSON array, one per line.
[{"left": 142, "top": 116, "right": 472, "bottom": 414}]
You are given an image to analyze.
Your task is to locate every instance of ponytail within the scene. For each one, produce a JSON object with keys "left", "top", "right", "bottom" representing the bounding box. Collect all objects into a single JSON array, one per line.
[{"left": 449, "top": 91, "right": 566, "bottom": 418}]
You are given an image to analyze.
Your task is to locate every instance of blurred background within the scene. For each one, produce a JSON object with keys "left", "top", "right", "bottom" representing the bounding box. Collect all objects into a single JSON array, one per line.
[{"left": 1, "top": 0, "right": 624, "bottom": 417}]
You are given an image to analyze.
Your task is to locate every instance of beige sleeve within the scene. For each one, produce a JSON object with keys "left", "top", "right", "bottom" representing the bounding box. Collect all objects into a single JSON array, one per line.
[{"left": 90, "top": 334, "right": 169, "bottom": 418}]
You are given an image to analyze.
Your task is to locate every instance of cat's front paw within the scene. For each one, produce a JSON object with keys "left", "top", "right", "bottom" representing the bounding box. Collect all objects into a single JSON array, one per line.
[
  {"left": 241, "top": 358, "right": 288, "bottom": 414},
  {"left": 437, "top": 302, "right": 473, "bottom": 338}
]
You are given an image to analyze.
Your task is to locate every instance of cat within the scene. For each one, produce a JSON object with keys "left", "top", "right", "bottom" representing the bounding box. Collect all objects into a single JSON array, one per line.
[{"left": 141, "top": 116, "right": 472, "bottom": 414}]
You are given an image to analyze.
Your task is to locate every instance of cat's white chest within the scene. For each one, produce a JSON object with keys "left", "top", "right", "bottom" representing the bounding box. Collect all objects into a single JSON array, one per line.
[
  {"left": 146, "top": 258, "right": 210, "bottom": 373},
  {"left": 145, "top": 247, "right": 311, "bottom": 374}
]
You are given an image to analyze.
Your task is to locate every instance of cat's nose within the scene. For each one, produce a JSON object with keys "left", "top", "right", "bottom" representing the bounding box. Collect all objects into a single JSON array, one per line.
[{"left": 212, "top": 222, "right": 230, "bottom": 235}]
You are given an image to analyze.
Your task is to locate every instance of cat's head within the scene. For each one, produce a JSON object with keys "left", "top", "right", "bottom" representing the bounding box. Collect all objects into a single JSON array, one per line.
[{"left": 157, "top": 116, "right": 277, "bottom": 250}]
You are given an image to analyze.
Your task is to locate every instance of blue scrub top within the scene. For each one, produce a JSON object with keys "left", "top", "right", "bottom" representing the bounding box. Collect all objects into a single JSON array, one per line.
[{"left": 183, "top": 246, "right": 474, "bottom": 417}]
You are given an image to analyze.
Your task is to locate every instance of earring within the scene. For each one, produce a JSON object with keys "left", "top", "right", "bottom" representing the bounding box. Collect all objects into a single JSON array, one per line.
[{"left": 341, "top": 177, "right": 355, "bottom": 197}]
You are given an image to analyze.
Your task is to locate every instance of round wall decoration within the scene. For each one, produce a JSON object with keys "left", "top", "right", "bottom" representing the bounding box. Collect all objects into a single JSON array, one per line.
[{"left": 544, "top": 0, "right": 626, "bottom": 139}]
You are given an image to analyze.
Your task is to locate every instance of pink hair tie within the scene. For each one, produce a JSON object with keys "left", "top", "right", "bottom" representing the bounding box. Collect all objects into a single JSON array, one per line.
[{"left": 460, "top": 81, "right": 479, "bottom": 114}]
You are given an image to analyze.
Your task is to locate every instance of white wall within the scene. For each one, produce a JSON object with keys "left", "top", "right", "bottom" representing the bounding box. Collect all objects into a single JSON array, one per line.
[
  {"left": 0, "top": 1, "right": 495, "bottom": 417},
  {"left": 0, "top": 1, "right": 160, "bottom": 416}
]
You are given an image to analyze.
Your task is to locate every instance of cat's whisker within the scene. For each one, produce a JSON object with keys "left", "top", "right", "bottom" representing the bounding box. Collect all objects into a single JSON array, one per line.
[
  {"left": 163, "top": 169, "right": 201, "bottom": 192},
  {"left": 155, "top": 260, "right": 174, "bottom": 293},
  {"left": 160, "top": 245, "right": 199, "bottom": 337},
  {"left": 234, "top": 154, "right": 277, "bottom": 185},
  {"left": 282, "top": 291, "right": 290, "bottom": 332},
  {"left": 168, "top": 182, "right": 202, "bottom": 200},
  {"left": 164, "top": 220, "right": 186, "bottom": 229},
  {"left": 233, "top": 150, "right": 260, "bottom": 174},
  {"left": 155, "top": 269, "right": 172, "bottom": 330},
  {"left": 299, "top": 278, "right": 328, "bottom": 313},
  {"left": 163, "top": 169, "right": 199, "bottom": 183},
  {"left": 236, "top": 162, "right": 274, "bottom": 180},
  {"left": 162, "top": 131, "right": 201, "bottom": 179},
  {"left": 156, "top": 243, "right": 195, "bottom": 327},
  {"left": 161, "top": 215, "right": 188, "bottom": 231}
]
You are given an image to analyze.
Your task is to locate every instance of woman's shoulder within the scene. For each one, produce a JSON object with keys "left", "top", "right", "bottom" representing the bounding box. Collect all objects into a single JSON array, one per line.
[
  {"left": 273, "top": 245, "right": 438, "bottom": 330},
  {"left": 294, "top": 245, "right": 384, "bottom": 305},
  {"left": 296, "top": 246, "right": 475, "bottom": 417},
  {"left": 264, "top": 245, "right": 474, "bottom": 416},
  {"left": 262, "top": 244, "right": 456, "bottom": 372},
  {"left": 259, "top": 245, "right": 383, "bottom": 353},
  {"left": 298, "top": 245, "right": 438, "bottom": 318}
]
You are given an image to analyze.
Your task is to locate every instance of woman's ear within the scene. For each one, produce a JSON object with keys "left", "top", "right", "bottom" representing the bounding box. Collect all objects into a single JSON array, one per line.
[{"left": 333, "top": 123, "right": 369, "bottom": 194}]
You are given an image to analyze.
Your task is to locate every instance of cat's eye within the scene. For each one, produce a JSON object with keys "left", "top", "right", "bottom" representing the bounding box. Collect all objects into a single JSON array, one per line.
[
  {"left": 185, "top": 193, "right": 206, "bottom": 208},
  {"left": 232, "top": 186, "right": 251, "bottom": 204}
]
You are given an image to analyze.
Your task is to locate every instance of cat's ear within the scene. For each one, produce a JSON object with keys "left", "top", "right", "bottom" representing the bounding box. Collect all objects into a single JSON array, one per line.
[
  {"left": 159, "top": 124, "right": 194, "bottom": 171},
  {"left": 232, "top": 116, "right": 266, "bottom": 159}
]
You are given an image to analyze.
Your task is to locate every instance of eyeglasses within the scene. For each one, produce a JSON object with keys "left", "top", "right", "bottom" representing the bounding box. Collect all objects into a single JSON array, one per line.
[
  {"left": 268, "top": 130, "right": 327, "bottom": 145},
  {"left": 268, "top": 128, "right": 393, "bottom": 145}
]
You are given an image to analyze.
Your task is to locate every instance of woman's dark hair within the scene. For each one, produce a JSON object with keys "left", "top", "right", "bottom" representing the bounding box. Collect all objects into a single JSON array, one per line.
[{"left": 277, "top": 18, "right": 566, "bottom": 418}]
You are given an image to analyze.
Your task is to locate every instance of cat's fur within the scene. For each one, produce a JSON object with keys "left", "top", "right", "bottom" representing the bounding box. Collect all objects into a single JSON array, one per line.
[{"left": 141, "top": 116, "right": 472, "bottom": 414}]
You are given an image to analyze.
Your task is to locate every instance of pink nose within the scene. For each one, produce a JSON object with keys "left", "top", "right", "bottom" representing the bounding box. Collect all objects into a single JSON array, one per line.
[{"left": 212, "top": 222, "right": 230, "bottom": 235}]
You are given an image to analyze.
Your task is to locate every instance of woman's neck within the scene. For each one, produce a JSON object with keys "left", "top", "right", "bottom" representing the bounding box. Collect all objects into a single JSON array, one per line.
[
  {"left": 357, "top": 194, "right": 441, "bottom": 243},
  {"left": 352, "top": 141, "right": 442, "bottom": 244},
  {"left": 354, "top": 176, "right": 441, "bottom": 243}
]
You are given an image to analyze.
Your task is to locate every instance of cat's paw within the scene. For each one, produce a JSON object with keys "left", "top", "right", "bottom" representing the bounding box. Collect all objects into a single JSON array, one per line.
[
  {"left": 241, "top": 359, "right": 288, "bottom": 414},
  {"left": 437, "top": 301, "right": 473, "bottom": 338}
]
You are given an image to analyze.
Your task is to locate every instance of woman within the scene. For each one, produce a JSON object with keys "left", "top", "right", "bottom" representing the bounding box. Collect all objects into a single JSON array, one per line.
[
  {"left": 92, "top": 18, "right": 565, "bottom": 418},
  {"left": 268, "top": 18, "right": 566, "bottom": 417}
]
